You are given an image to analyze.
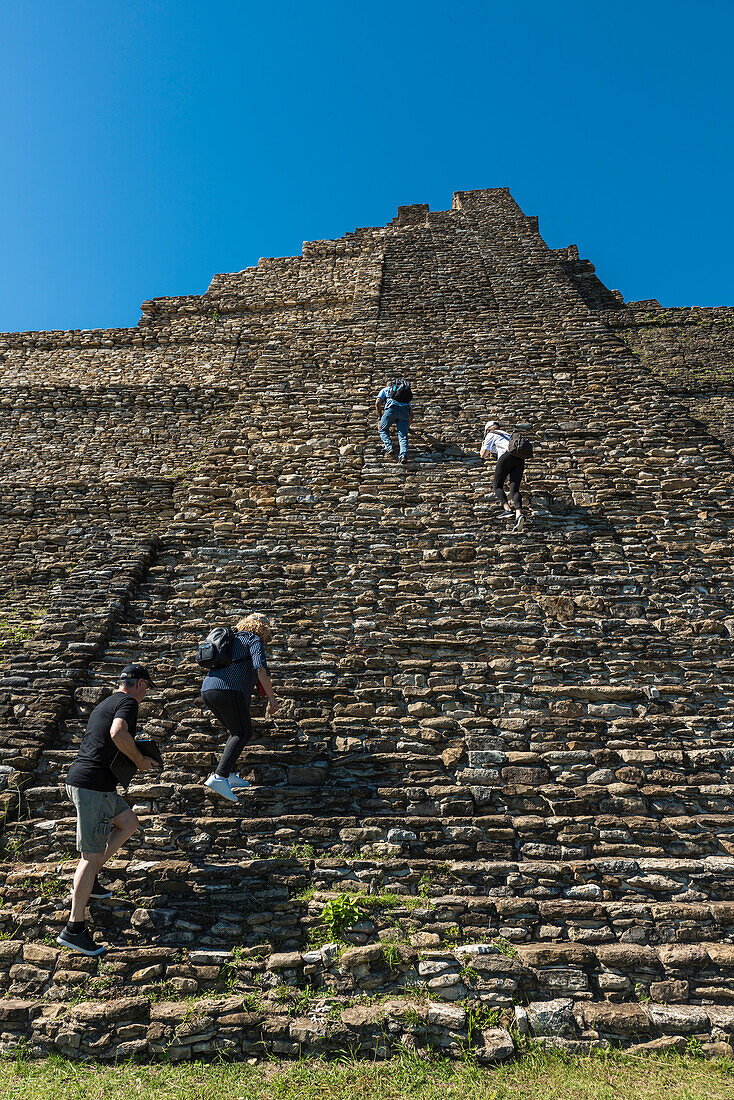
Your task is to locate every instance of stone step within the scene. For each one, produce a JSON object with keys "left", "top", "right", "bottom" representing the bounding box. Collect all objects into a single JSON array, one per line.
[
  {"left": 10, "top": 771, "right": 734, "bottom": 854},
  {"left": 3, "top": 957, "right": 734, "bottom": 1062},
  {"left": 32, "top": 730, "right": 734, "bottom": 776},
  {"left": 18, "top": 764, "right": 734, "bottom": 830},
  {"left": 6, "top": 855, "right": 734, "bottom": 954},
  {"left": 4, "top": 827, "right": 734, "bottom": 893},
  {"left": 34, "top": 746, "right": 734, "bottom": 802},
  {"left": 32, "top": 748, "right": 451, "bottom": 780}
]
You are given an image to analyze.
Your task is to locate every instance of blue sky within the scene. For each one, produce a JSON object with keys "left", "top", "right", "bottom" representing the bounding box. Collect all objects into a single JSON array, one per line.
[{"left": 1, "top": 0, "right": 732, "bottom": 332}]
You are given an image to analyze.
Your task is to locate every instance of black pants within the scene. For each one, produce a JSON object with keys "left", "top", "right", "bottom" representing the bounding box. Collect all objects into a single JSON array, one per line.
[
  {"left": 201, "top": 689, "right": 253, "bottom": 778},
  {"left": 494, "top": 452, "right": 525, "bottom": 510}
]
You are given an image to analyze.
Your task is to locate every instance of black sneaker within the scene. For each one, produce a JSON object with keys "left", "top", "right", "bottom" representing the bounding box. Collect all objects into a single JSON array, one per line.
[
  {"left": 397, "top": 454, "right": 407, "bottom": 464},
  {"left": 57, "top": 927, "right": 106, "bottom": 957},
  {"left": 89, "top": 876, "right": 113, "bottom": 899}
]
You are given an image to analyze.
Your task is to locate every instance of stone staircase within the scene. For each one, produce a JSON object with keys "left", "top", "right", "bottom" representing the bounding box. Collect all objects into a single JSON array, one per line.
[{"left": 1, "top": 187, "right": 734, "bottom": 1062}]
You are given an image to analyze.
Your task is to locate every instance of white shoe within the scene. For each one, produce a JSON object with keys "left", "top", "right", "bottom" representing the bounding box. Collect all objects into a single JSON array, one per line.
[
  {"left": 228, "top": 773, "right": 250, "bottom": 790},
  {"left": 204, "top": 773, "right": 238, "bottom": 803},
  {"left": 512, "top": 515, "right": 525, "bottom": 532}
]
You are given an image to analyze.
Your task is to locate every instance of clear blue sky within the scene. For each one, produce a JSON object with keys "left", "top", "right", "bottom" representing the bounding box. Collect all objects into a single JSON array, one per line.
[{"left": 1, "top": 0, "right": 732, "bottom": 332}]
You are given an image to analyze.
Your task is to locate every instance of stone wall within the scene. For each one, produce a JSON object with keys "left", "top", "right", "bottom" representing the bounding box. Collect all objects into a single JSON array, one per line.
[
  {"left": 1, "top": 187, "right": 734, "bottom": 1061},
  {"left": 3, "top": 938, "right": 734, "bottom": 1062},
  {"left": 606, "top": 304, "right": 734, "bottom": 451}
]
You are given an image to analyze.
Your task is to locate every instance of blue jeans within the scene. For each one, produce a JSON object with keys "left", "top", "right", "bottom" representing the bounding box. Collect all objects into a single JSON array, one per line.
[{"left": 379, "top": 407, "right": 410, "bottom": 457}]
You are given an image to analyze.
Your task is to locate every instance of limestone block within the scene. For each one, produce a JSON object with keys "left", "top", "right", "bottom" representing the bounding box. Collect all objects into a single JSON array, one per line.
[
  {"left": 476, "top": 1027, "right": 515, "bottom": 1063},
  {"left": 575, "top": 1003, "right": 653, "bottom": 1038},
  {"left": 340, "top": 945, "right": 384, "bottom": 971},
  {"left": 266, "top": 952, "right": 303, "bottom": 971},
  {"left": 526, "top": 999, "right": 576, "bottom": 1038},
  {"left": 649, "top": 980, "right": 689, "bottom": 1004},
  {"left": 648, "top": 1005, "right": 709, "bottom": 1034},
  {"left": 427, "top": 1002, "right": 466, "bottom": 1029}
]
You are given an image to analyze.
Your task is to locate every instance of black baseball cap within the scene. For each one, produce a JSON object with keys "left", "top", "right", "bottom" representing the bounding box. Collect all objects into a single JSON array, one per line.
[{"left": 120, "top": 664, "right": 155, "bottom": 687}]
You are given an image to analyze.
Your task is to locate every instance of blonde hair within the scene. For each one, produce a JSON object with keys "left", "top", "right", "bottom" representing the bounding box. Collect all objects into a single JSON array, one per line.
[{"left": 236, "top": 613, "right": 272, "bottom": 643}]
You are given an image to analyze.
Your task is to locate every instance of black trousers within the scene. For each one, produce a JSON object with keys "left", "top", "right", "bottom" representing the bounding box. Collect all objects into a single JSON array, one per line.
[
  {"left": 201, "top": 689, "right": 253, "bottom": 778},
  {"left": 494, "top": 452, "right": 525, "bottom": 510}
]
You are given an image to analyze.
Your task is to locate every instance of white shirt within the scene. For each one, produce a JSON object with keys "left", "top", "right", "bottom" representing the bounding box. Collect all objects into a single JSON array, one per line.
[{"left": 481, "top": 430, "right": 510, "bottom": 457}]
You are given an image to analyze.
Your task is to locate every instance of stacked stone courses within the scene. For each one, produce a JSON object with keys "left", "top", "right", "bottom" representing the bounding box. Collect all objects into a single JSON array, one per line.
[
  {"left": 607, "top": 304, "right": 734, "bottom": 453},
  {"left": 1, "top": 187, "right": 734, "bottom": 1062}
]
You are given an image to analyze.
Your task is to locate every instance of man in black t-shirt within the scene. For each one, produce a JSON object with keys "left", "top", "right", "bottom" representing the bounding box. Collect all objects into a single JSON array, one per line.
[{"left": 58, "top": 664, "right": 158, "bottom": 956}]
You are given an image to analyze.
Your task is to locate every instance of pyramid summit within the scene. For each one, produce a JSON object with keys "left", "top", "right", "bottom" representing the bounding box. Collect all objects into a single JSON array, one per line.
[{"left": 1, "top": 187, "right": 734, "bottom": 1060}]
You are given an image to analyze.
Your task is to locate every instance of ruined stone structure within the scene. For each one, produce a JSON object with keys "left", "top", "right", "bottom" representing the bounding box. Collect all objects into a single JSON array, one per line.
[{"left": 1, "top": 187, "right": 734, "bottom": 1062}]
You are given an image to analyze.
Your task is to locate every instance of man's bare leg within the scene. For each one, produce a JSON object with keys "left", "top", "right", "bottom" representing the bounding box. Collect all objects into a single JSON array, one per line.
[
  {"left": 69, "top": 808, "right": 138, "bottom": 922},
  {"left": 69, "top": 852, "right": 106, "bottom": 923}
]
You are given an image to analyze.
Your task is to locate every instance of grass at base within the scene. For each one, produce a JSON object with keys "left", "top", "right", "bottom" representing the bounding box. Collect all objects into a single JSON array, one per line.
[{"left": 2, "top": 1050, "right": 734, "bottom": 1100}]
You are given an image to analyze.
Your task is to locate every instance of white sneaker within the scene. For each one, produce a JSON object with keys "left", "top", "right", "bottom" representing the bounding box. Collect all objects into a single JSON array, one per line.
[
  {"left": 228, "top": 773, "right": 250, "bottom": 790},
  {"left": 204, "top": 773, "right": 238, "bottom": 803},
  {"left": 512, "top": 515, "right": 525, "bottom": 532}
]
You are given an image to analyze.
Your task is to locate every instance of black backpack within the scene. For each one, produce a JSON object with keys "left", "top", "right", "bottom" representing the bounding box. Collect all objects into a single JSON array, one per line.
[
  {"left": 508, "top": 431, "right": 534, "bottom": 460},
  {"left": 389, "top": 378, "right": 413, "bottom": 404},
  {"left": 196, "top": 626, "right": 236, "bottom": 670}
]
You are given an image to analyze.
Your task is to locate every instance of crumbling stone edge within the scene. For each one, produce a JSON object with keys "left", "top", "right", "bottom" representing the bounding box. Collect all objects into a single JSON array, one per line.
[{"left": 1, "top": 994, "right": 732, "bottom": 1063}]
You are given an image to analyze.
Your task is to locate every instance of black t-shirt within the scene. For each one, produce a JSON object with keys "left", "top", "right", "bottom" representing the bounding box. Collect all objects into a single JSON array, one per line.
[{"left": 66, "top": 691, "right": 139, "bottom": 792}]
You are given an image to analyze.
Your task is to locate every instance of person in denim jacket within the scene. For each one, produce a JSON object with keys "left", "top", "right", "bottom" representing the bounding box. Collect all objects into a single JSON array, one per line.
[{"left": 376, "top": 379, "right": 413, "bottom": 463}]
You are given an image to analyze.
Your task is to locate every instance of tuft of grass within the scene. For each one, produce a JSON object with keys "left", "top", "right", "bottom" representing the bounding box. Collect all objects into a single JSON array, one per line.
[
  {"left": 293, "top": 885, "right": 316, "bottom": 903},
  {"left": 440, "top": 925, "right": 461, "bottom": 947},
  {"left": 285, "top": 843, "right": 316, "bottom": 861},
  {"left": 418, "top": 873, "right": 434, "bottom": 897},
  {"left": 465, "top": 1002, "right": 501, "bottom": 1044},
  {"left": 1, "top": 834, "right": 26, "bottom": 861},
  {"left": 147, "top": 979, "right": 179, "bottom": 1003},
  {"left": 15, "top": 876, "right": 66, "bottom": 899},
  {"left": 382, "top": 941, "right": 402, "bottom": 971},
  {"left": 269, "top": 986, "right": 319, "bottom": 1016},
  {"left": 0, "top": 607, "right": 47, "bottom": 651},
  {"left": 493, "top": 937, "right": 519, "bottom": 959}
]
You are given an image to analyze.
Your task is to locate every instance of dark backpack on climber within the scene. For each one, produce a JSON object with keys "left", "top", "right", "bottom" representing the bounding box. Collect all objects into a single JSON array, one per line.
[
  {"left": 196, "top": 626, "right": 236, "bottom": 670},
  {"left": 389, "top": 378, "right": 413, "bottom": 404},
  {"left": 507, "top": 430, "right": 534, "bottom": 460}
]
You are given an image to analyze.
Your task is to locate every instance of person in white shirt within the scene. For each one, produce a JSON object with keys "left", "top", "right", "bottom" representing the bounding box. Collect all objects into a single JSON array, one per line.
[
  {"left": 480, "top": 420, "right": 525, "bottom": 532},
  {"left": 480, "top": 422, "right": 511, "bottom": 459}
]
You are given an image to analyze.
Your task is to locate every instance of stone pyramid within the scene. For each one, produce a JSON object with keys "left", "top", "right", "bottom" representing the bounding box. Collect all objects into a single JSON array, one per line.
[{"left": 1, "top": 187, "right": 734, "bottom": 1061}]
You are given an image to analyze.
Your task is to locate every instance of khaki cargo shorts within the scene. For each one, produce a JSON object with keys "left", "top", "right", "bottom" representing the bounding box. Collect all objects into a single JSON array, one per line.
[{"left": 66, "top": 785, "right": 129, "bottom": 853}]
